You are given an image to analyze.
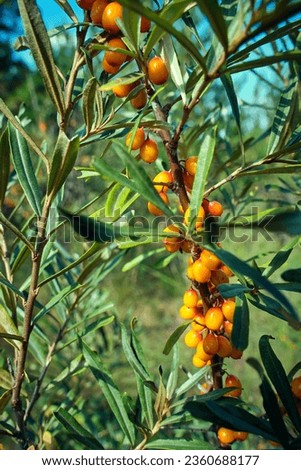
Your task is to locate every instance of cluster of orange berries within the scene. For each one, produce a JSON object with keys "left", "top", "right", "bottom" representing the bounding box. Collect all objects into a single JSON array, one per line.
[
  {"left": 78, "top": 1, "right": 169, "bottom": 109},
  {"left": 291, "top": 375, "right": 301, "bottom": 400},
  {"left": 125, "top": 127, "right": 159, "bottom": 164},
  {"left": 181, "top": 284, "right": 242, "bottom": 369}
]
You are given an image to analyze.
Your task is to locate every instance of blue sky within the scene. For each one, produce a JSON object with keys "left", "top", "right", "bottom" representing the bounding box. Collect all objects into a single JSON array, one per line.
[{"left": 36, "top": 0, "right": 83, "bottom": 28}]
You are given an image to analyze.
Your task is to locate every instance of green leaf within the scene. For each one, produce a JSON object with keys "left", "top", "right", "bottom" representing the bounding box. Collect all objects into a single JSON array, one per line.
[
  {"left": 259, "top": 374, "right": 290, "bottom": 448},
  {"left": 154, "top": 371, "right": 167, "bottom": 420},
  {"left": 94, "top": 143, "right": 173, "bottom": 216},
  {"left": 8, "top": 123, "right": 42, "bottom": 216},
  {"left": 0, "top": 390, "right": 12, "bottom": 415},
  {"left": 120, "top": 324, "right": 151, "bottom": 382},
  {"left": 188, "top": 127, "right": 217, "bottom": 234},
  {"left": 0, "top": 127, "right": 10, "bottom": 207},
  {"left": 186, "top": 400, "right": 276, "bottom": 441},
  {"left": 82, "top": 341, "right": 136, "bottom": 446},
  {"left": 163, "top": 321, "right": 191, "bottom": 356},
  {"left": 166, "top": 343, "right": 179, "bottom": 400},
  {"left": 175, "top": 367, "right": 210, "bottom": 398},
  {"left": 258, "top": 209, "right": 301, "bottom": 235},
  {"left": 225, "top": 52, "right": 301, "bottom": 75},
  {"left": 54, "top": 409, "right": 103, "bottom": 450},
  {"left": 218, "top": 283, "right": 252, "bottom": 298},
  {"left": 0, "top": 369, "right": 12, "bottom": 390},
  {"left": 220, "top": 73, "right": 245, "bottom": 164},
  {"left": 231, "top": 295, "right": 249, "bottom": 351},
  {"left": 267, "top": 78, "right": 299, "bottom": 155},
  {"left": 162, "top": 35, "right": 186, "bottom": 104},
  {"left": 207, "top": 246, "right": 300, "bottom": 329},
  {"left": 99, "top": 73, "right": 144, "bottom": 92},
  {"left": 118, "top": 0, "right": 207, "bottom": 72},
  {"left": 0, "top": 99, "right": 48, "bottom": 165},
  {"left": 33, "top": 284, "right": 80, "bottom": 324},
  {"left": 282, "top": 269, "right": 301, "bottom": 283},
  {"left": 47, "top": 131, "right": 80, "bottom": 198},
  {"left": 196, "top": 0, "right": 228, "bottom": 51},
  {"left": 263, "top": 236, "right": 300, "bottom": 279},
  {"left": 82, "top": 78, "right": 97, "bottom": 135},
  {"left": 145, "top": 438, "right": 213, "bottom": 450},
  {"left": 17, "top": 0, "right": 65, "bottom": 115},
  {"left": 0, "top": 304, "right": 19, "bottom": 349},
  {"left": 122, "top": 247, "right": 164, "bottom": 272},
  {"left": 53, "top": 0, "right": 78, "bottom": 23},
  {"left": 119, "top": 6, "right": 140, "bottom": 53},
  {"left": 259, "top": 335, "right": 301, "bottom": 433}
]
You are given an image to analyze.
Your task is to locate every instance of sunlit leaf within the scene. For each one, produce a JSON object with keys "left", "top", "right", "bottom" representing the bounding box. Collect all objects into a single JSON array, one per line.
[
  {"left": 8, "top": 123, "right": 42, "bottom": 216},
  {"left": 17, "top": 0, "right": 65, "bottom": 115}
]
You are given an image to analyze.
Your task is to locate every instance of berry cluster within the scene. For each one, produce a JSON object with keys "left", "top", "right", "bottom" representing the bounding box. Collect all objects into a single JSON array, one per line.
[
  {"left": 125, "top": 127, "right": 159, "bottom": 164},
  {"left": 78, "top": 1, "right": 169, "bottom": 109}
]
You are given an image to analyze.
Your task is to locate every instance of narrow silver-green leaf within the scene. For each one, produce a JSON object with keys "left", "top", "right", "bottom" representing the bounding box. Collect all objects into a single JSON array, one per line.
[
  {"left": 82, "top": 341, "right": 136, "bottom": 446},
  {"left": 33, "top": 284, "right": 80, "bottom": 324},
  {"left": 54, "top": 409, "right": 103, "bottom": 450},
  {"left": 175, "top": 367, "right": 209, "bottom": 397},
  {"left": 263, "top": 236, "right": 300, "bottom": 279},
  {"left": 120, "top": 324, "right": 151, "bottom": 382},
  {"left": 0, "top": 127, "right": 10, "bottom": 207},
  {"left": 188, "top": 127, "right": 217, "bottom": 234},
  {"left": 8, "top": 123, "right": 42, "bottom": 216},
  {"left": 163, "top": 321, "right": 191, "bottom": 356},
  {"left": 0, "top": 369, "right": 13, "bottom": 390},
  {"left": 231, "top": 295, "right": 249, "bottom": 351},
  {"left": 225, "top": 52, "right": 301, "bottom": 74},
  {"left": 17, "top": 0, "right": 65, "bottom": 115},
  {"left": 166, "top": 343, "right": 179, "bottom": 400},
  {"left": 162, "top": 35, "right": 187, "bottom": 104},
  {"left": 0, "top": 98, "right": 48, "bottom": 165},
  {"left": 267, "top": 78, "right": 298, "bottom": 155},
  {"left": 196, "top": 0, "right": 228, "bottom": 51},
  {"left": 47, "top": 131, "right": 80, "bottom": 198},
  {"left": 54, "top": 0, "right": 78, "bottom": 23},
  {"left": 145, "top": 438, "right": 213, "bottom": 450},
  {"left": 118, "top": 0, "right": 207, "bottom": 72},
  {"left": 0, "top": 304, "right": 19, "bottom": 349},
  {"left": 0, "top": 390, "right": 12, "bottom": 415},
  {"left": 82, "top": 78, "right": 97, "bottom": 135}
]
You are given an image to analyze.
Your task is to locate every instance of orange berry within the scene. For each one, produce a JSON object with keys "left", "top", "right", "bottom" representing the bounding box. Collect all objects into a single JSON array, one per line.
[
  {"left": 196, "top": 341, "right": 213, "bottom": 361},
  {"left": 185, "top": 156, "right": 198, "bottom": 176},
  {"left": 200, "top": 249, "right": 221, "bottom": 270},
  {"left": 192, "top": 313, "right": 206, "bottom": 331},
  {"left": 148, "top": 56, "right": 169, "bottom": 85},
  {"left": 105, "top": 38, "right": 128, "bottom": 66},
  {"left": 230, "top": 347, "right": 243, "bottom": 360},
  {"left": 217, "top": 335, "right": 232, "bottom": 357},
  {"left": 220, "top": 264, "right": 234, "bottom": 277},
  {"left": 139, "top": 138, "right": 159, "bottom": 163},
  {"left": 291, "top": 376, "right": 301, "bottom": 399},
  {"left": 183, "top": 171, "right": 194, "bottom": 191},
  {"left": 125, "top": 127, "right": 145, "bottom": 150},
  {"left": 77, "top": 0, "right": 95, "bottom": 10},
  {"left": 183, "top": 288, "right": 199, "bottom": 308},
  {"left": 179, "top": 305, "right": 197, "bottom": 320},
  {"left": 217, "top": 427, "right": 236, "bottom": 445},
  {"left": 192, "top": 354, "right": 207, "bottom": 368},
  {"left": 152, "top": 171, "right": 173, "bottom": 193},
  {"left": 184, "top": 329, "right": 202, "bottom": 348},
  {"left": 112, "top": 80, "right": 134, "bottom": 98},
  {"left": 225, "top": 375, "right": 242, "bottom": 397},
  {"left": 147, "top": 192, "right": 169, "bottom": 216},
  {"left": 210, "top": 270, "right": 229, "bottom": 287},
  {"left": 163, "top": 224, "right": 182, "bottom": 252},
  {"left": 192, "top": 260, "right": 211, "bottom": 284},
  {"left": 184, "top": 206, "right": 205, "bottom": 230},
  {"left": 130, "top": 88, "right": 147, "bottom": 109},
  {"left": 234, "top": 431, "right": 248, "bottom": 441},
  {"left": 90, "top": 0, "right": 109, "bottom": 23},
  {"left": 140, "top": 16, "right": 151, "bottom": 32},
  {"left": 223, "top": 320, "right": 233, "bottom": 336},
  {"left": 203, "top": 333, "right": 219, "bottom": 355},
  {"left": 101, "top": 1, "right": 123, "bottom": 34},
  {"left": 181, "top": 239, "right": 192, "bottom": 253},
  {"left": 102, "top": 57, "right": 120, "bottom": 74},
  {"left": 187, "top": 264, "right": 195, "bottom": 280},
  {"left": 208, "top": 200, "right": 223, "bottom": 217},
  {"left": 222, "top": 300, "right": 236, "bottom": 322},
  {"left": 205, "top": 307, "right": 223, "bottom": 331}
]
